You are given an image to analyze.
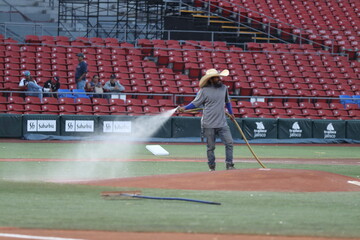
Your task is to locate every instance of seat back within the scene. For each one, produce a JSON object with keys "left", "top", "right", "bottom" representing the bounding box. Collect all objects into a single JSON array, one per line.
[
  {"left": 72, "top": 89, "right": 90, "bottom": 99},
  {"left": 57, "top": 89, "right": 74, "bottom": 98}
]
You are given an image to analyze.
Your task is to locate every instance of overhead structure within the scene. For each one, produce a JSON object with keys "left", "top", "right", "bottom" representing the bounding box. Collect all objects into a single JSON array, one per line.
[{"left": 58, "top": 0, "right": 164, "bottom": 42}]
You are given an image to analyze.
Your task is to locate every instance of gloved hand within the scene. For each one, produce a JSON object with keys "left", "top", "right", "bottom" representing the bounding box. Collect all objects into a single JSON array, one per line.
[{"left": 177, "top": 106, "right": 185, "bottom": 113}]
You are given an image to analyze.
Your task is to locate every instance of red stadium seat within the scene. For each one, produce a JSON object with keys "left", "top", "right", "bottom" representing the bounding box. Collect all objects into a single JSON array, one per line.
[
  {"left": 24, "top": 104, "right": 42, "bottom": 113},
  {"left": 93, "top": 105, "right": 111, "bottom": 115},
  {"left": 317, "top": 109, "right": 333, "bottom": 118},
  {"left": 41, "top": 104, "right": 59, "bottom": 113},
  {"left": 239, "top": 108, "right": 256, "bottom": 116},
  {"left": 302, "top": 109, "right": 319, "bottom": 117},
  {"left": 299, "top": 102, "right": 315, "bottom": 109},
  {"left": 253, "top": 102, "right": 270, "bottom": 109},
  {"left": 59, "top": 97, "right": 76, "bottom": 105},
  {"left": 144, "top": 106, "right": 160, "bottom": 115},
  {"left": 142, "top": 99, "right": 161, "bottom": 107},
  {"left": 7, "top": 104, "right": 25, "bottom": 113},
  {"left": 237, "top": 101, "right": 254, "bottom": 108},
  {"left": 126, "top": 98, "right": 142, "bottom": 106},
  {"left": 109, "top": 98, "right": 126, "bottom": 106},
  {"left": 8, "top": 96, "right": 25, "bottom": 104},
  {"left": 25, "top": 96, "right": 42, "bottom": 105},
  {"left": 158, "top": 99, "right": 175, "bottom": 107},
  {"left": 271, "top": 108, "right": 287, "bottom": 116},
  {"left": 286, "top": 109, "right": 303, "bottom": 116},
  {"left": 268, "top": 102, "right": 285, "bottom": 109},
  {"left": 76, "top": 98, "right": 92, "bottom": 105},
  {"left": 92, "top": 98, "right": 110, "bottom": 106},
  {"left": 110, "top": 106, "right": 127, "bottom": 115},
  {"left": 127, "top": 106, "right": 143, "bottom": 115},
  {"left": 59, "top": 105, "right": 76, "bottom": 114},
  {"left": 76, "top": 105, "right": 93, "bottom": 114},
  {"left": 43, "top": 97, "right": 59, "bottom": 105},
  {"left": 0, "top": 104, "right": 7, "bottom": 113},
  {"left": 314, "top": 102, "right": 330, "bottom": 110},
  {"left": 255, "top": 108, "right": 271, "bottom": 116}
]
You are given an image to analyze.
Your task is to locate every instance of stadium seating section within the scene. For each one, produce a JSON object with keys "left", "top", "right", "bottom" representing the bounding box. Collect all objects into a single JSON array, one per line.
[
  {"left": 192, "top": 0, "right": 359, "bottom": 57},
  {"left": 0, "top": 25, "right": 359, "bottom": 119}
]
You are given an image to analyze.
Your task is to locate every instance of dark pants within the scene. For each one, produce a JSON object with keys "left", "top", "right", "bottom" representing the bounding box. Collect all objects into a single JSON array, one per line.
[{"left": 203, "top": 125, "right": 233, "bottom": 168}]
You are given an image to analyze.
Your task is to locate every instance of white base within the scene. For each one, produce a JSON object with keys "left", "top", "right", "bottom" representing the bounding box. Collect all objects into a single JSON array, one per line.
[{"left": 146, "top": 145, "right": 169, "bottom": 156}]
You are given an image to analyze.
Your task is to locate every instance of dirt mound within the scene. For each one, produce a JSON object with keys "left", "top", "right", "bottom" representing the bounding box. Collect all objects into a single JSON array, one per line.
[{"left": 80, "top": 168, "right": 360, "bottom": 192}]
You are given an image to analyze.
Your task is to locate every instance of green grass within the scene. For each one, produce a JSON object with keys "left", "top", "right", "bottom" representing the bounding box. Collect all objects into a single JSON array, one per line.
[
  {"left": 0, "top": 181, "right": 359, "bottom": 238},
  {"left": 1, "top": 142, "right": 360, "bottom": 159},
  {"left": 0, "top": 142, "right": 360, "bottom": 238}
]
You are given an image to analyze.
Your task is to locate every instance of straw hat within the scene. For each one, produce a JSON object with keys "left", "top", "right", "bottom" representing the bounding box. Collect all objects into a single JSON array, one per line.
[{"left": 199, "top": 69, "right": 229, "bottom": 88}]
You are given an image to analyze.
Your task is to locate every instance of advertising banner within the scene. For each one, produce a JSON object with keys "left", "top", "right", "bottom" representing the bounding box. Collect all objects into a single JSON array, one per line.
[
  {"left": 243, "top": 118, "right": 277, "bottom": 139},
  {"left": 0, "top": 114, "right": 22, "bottom": 137},
  {"left": 23, "top": 114, "right": 60, "bottom": 135},
  {"left": 60, "top": 115, "right": 98, "bottom": 136},
  {"left": 346, "top": 120, "right": 360, "bottom": 140},
  {"left": 278, "top": 119, "right": 312, "bottom": 139},
  {"left": 227, "top": 118, "right": 243, "bottom": 140},
  {"left": 313, "top": 120, "right": 346, "bottom": 139},
  {"left": 99, "top": 115, "right": 171, "bottom": 138},
  {"left": 172, "top": 117, "right": 201, "bottom": 138}
]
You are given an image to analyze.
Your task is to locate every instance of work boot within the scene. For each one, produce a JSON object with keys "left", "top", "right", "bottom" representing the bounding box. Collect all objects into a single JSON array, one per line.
[
  {"left": 209, "top": 164, "right": 216, "bottom": 171},
  {"left": 226, "top": 163, "right": 235, "bottom": 170}
]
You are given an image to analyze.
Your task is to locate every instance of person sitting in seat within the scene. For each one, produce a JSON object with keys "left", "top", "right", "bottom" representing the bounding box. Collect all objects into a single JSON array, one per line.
[
  {"left": 85, "top": 75, "right": 104, "bottom": 98},
  {"left": 19, "top": 71, "right": 43, "bottom": 100},
  {"left": 43, "top": 76, "right": 61, "bottom": 97},
  {"left": 19, "top": 70, "right": 32, "bottom": 90},
  {"left": 103, "top": 74, "right": 125, "bottom": 99}
]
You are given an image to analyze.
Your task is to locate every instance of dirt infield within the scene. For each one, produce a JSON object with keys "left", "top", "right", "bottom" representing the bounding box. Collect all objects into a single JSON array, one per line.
[
  {"left": 79, "top": 168, "right": 360, "bottom": 192},
  {"left": 0, "top": 227, "right": 356, "bottom": 240},
  {"left": 0, "top": 227, "right": 358, "bottom": 240}
]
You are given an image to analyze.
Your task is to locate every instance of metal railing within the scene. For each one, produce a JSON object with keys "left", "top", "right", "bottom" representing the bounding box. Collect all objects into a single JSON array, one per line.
[{"left": 1, "top": 90, "right": 349, "bottom": 105}]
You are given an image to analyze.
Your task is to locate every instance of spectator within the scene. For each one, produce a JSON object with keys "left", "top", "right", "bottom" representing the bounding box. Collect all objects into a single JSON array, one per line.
[
  {"left": 103, "top": 74, "right": 125, "bottom": 99},
  {"left": 18, "top": 71, "right": 31, "bottom": 90},
  {"left": 19, "top": 71, "right": 43, "bottom": 100},
  {"left": 85, "top": 75, "right": 104, "bottom": 98},
  {"left": 75, "top": 53, "right": 88, "bottom": 90},
  {"left": 43, "top": 76, "right": 61, "bottom": 97}
]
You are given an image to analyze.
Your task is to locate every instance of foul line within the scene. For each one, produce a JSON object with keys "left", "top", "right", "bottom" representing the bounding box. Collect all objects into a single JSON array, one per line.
[{"left": 0, "top": 233, "right": 84, "bottom": 240}]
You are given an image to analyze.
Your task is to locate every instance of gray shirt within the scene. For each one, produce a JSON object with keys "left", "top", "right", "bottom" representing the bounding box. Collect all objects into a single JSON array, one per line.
[
  {"left": 191, "top": 84, "right": 231, "bottom": 128},
  {"left": 103, "top": 80, "right": 125, "bottom": 92}
]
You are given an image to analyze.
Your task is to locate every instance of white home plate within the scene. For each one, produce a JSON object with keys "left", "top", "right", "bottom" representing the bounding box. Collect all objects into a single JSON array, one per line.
[
  {"left": 146, "top": 145, "right": 169, "bottom": 156},
  {"left": 347, "top": 180, "right": 360, "bottom": 186},
  {"left": 258, "top": 168, "right": 271, "bottom": 171}
]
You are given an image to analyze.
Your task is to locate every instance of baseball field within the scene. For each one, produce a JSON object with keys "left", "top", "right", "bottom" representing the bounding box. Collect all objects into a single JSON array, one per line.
[{"left": 0, "top": 140, "right": 359, "bottom": 240}]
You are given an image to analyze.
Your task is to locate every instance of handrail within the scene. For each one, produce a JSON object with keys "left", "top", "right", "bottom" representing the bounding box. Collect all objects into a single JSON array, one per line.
[
  {"left": 0, "top": 90, "right": 347, "bottom": 104},
  {"left": 0, "top": 37, "right": 344, "bottom": 59}
]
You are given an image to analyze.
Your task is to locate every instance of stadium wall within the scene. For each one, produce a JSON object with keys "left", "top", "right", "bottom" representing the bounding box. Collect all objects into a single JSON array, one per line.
[{"left": 0, "top": 114, "right": 359, "bottom": 143}]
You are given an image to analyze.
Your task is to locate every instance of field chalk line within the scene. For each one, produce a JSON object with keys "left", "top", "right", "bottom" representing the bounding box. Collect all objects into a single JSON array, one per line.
[
  {"left": 0, "top": 233, "right": 85, "bottom": 240},
  {"left": 347, "top": 180, "right": 360, "bottom": 187}
]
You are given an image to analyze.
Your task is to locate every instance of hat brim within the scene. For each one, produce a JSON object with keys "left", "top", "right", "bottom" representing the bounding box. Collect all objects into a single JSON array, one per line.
[{"left": 199, "top": 69, "right": 229, "bottom": 88}]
